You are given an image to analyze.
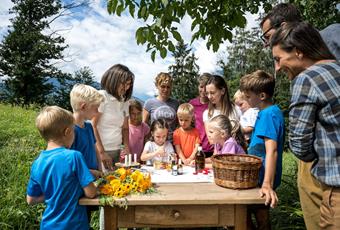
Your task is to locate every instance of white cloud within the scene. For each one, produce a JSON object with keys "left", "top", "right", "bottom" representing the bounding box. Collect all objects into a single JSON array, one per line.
[{"left": 0, "top": 0, "right": 259, "bottom": 100}]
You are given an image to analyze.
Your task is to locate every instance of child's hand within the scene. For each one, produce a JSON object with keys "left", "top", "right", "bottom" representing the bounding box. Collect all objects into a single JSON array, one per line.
[
  {"left": 90, "top": 169, "right": 103, "bottom": 179},
  {"left": 155, "top": 146, "right": 166, "bottom": 157},
  {"left": 183, "top": 158, "right": 191, "bottom": 165},
  {"left": 259, "top": 183, "right": 278, "bottom": 208},
  {"left": 100, "top": 152, "right": 113, "bottom": 171}
]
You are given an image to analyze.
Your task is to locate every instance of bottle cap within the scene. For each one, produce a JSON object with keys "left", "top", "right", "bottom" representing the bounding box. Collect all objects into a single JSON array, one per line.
[
  {"left": 198, "top": 146, "right": 202, "bottom": 151},
  {"left": 178, "top": 159, "right": 182, "bottom": 164}
]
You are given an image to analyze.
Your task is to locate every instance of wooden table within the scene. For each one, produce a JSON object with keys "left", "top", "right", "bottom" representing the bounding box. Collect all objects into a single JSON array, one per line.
[{"left": 80, "top": 183, "right": 265, "bottom": 230}]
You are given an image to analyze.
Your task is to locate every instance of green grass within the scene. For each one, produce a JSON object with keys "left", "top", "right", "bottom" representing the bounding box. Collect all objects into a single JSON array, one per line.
[{"left": 0, "top": 103, "right": 305, "bottom": 229}]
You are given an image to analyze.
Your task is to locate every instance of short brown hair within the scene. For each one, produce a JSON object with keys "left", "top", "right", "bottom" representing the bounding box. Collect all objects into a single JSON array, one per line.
[
  {"left": 240, "top": 70, "right": 275, "bottom": 97},
  {"left": 155, "top": 72, "right": 172, "bottom": 87},
  {"left": 101, "top": 64, "right": 134, "bottom": 102},
  {"left": 35, "top": 106, "right": 74, "bottom": 142},
  {"left": 198, "top": 73, "right": 212, "bottom": 86},
  {"left": 129, "top": 99, "right": 143, "bottom": 113}
]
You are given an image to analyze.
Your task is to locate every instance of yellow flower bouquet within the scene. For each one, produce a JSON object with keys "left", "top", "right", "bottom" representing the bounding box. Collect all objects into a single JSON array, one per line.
[{"left": 95, "top": 167, "right": 155, "bottom": 208}]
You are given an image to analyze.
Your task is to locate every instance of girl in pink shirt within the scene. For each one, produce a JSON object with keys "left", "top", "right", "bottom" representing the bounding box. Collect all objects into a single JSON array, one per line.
[
  {"left": 128, "top": 99, "right": 150, "bottom": 162},
  {"left": 206, "top": 114, "right": 246, "bottom": 155}
]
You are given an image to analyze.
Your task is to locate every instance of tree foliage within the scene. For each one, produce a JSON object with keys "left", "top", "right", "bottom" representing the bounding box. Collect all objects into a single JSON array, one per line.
[
  {"left": 106, "top": 0, "right": 272, "bottom": 61},
  {"left": 0, "top": 0, "right": 69, "bottom": 106},
  {"left": 168, "top": 41, "right": 199, "bottom": 104},
  {"left": 49, "top": 66, "right": 99, "bottom": 110}
]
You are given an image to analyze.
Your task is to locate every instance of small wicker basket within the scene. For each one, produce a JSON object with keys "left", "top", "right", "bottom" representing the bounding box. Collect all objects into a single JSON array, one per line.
[{"left": 211, "top": 154, "right": 262, "bottom": 189}]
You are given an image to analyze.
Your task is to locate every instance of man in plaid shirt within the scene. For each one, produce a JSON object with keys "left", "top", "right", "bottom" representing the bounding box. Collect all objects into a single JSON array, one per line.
[{"left": 271, "top": 21, "right": 340, "bottom": 229}]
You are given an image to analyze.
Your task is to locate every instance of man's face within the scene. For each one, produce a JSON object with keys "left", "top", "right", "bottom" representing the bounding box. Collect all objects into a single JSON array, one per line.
[
  {"left": 261, "top": 19, "right": 276, "bottom": 47},
  {"left": 272, "top": 45, "right": 305, "bottom": 80}
]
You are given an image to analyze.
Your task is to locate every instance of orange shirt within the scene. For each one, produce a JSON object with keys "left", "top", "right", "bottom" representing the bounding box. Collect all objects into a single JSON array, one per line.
[{"left": 173, "top": 127, "right": 200, "bottom": 158}]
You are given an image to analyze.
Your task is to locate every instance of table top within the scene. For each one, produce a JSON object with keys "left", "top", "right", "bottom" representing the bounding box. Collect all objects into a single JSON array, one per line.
[{"left": 79, "top": 182, "right": 265, "bottom": 206}]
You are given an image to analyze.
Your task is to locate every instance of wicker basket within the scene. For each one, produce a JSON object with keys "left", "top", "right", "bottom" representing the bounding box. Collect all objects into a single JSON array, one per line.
[{"left": 211, "top": 154, "right": 262, "bottom": 189}]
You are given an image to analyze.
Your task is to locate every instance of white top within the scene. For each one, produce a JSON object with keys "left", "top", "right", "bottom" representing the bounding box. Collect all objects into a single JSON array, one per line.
[
  {"left": 96, "top": 90, "right": 129, "bottom": 151},
  {"left": 202, "top": 106, "right": 241, "bottom": 123},
  {"left": 240, "top": 107, "right": 259, "bottom": 128},
  {"left": 143, "top": 141, "right": 175, "bottom": 163}
]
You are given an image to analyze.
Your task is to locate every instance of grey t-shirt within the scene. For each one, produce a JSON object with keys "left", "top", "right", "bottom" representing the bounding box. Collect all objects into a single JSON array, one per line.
[
  {"left": 144, "top": 97, "right": 179, "bottom": 140},
  {"left": 320, "top": 23, "right": 340, "bottom": 61}
]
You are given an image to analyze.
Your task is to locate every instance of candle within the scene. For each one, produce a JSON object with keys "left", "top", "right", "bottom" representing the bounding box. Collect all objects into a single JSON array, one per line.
[
  {"left": 124, "top": 155, "right": 128, "bottom": 166},
  {"left": 128, "top": 154, "right": 132, "bottom": 166},
  {"left": 134, "top": 153, "right": 137, "bottom": 163}
]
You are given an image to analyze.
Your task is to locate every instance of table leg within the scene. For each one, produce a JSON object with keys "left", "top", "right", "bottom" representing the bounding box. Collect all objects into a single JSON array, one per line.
[
  {"left": 235, "top": 204, "right": 247, "bottom": 230},
  {"left": 104, "top": 206, "right": 118, "bottom": 230}
]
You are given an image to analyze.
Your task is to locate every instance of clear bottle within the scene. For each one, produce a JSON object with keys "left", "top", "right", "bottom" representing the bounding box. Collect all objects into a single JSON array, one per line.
[
  {"left": 195, "top": 146, "right": 205, "bottom": 173},
  {"left": 171, "top": 157, "right": 178, "bottom": 176},
  {"left": 177, "top": 159, "right": 183, "bottom": 175}
]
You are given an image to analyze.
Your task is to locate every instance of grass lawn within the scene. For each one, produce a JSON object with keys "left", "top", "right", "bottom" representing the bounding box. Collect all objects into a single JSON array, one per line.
[{"left": 0, "top": 103, "right": 305, "bottom": 229}]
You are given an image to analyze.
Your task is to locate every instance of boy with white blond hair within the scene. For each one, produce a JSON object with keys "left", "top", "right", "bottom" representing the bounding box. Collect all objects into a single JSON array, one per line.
[
  {"left": 173, "top": 103, "right": 200, "bottom": 165},
  {"left": 70, "top": 84, "right": 104, "bottom": 178},
  {"left": 26, "top": 106, "right": 96, "bottom": 229}
]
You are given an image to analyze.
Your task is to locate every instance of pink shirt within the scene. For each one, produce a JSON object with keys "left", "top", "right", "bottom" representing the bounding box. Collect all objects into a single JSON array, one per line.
[
  {"left": 129, "top": 122, "right": 150, "bottom": 162},
  {"left": 215, "top": 137, "right": 245, "bottom": 155},
  {"left": 189, "top": 97, "right": 213, "bottom": 153}
]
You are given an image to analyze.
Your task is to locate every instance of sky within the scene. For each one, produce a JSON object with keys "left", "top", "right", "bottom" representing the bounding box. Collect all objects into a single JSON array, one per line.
[{"left": 0, "top": 0, "right": 259, "bottom": 101}]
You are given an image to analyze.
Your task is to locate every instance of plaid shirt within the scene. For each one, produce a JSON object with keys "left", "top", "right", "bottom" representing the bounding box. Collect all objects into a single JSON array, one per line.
[{"left": 289, "top": 62, "right": 340, "bottom": 186}]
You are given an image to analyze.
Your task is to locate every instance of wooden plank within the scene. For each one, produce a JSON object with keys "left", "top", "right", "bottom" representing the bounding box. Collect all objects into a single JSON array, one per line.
[
  {"left": 135, "top": 205, "right": 218, "bottom": 226},
  {"left": 235, "top": 205, "right": 247, "bottom": 230},
  {"left": 219, "top": 204, "right": 235, "bottom": 226},
  {"left": 104, "top": 207, "right": 117, "bottom": 230},
  {"left": 79, "top": 183, "right": 265, "bottom": 206}
]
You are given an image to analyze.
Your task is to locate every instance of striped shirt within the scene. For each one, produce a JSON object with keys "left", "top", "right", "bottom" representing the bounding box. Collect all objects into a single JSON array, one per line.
[{"left": 289, "top": 61, "right": 340, "bottom": 186}]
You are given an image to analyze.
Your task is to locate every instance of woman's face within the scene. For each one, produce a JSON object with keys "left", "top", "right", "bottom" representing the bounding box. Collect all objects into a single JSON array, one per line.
[
  {"left": 206, "top": 83, "right": 225, "bottom": 106},
  {"left": 157, "top": 81, "right": 172, "bottom": 99},
  {"left": 198, "top": 82, "right": 207, "bottom": 100},
  {"left": 118, "top": 79, "right": 132, "bottom": 97}
]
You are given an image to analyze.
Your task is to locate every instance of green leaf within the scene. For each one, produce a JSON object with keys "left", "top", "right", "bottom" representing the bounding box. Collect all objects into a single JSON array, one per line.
[
  {"left": 116, "top": 3, "right": 125, "bottom": 16},
  {"left": 172, "top": 30, "right": 182, "bottom": 41},
  {"left": 151, "top": 50, "right": 156, "bottom": 62},
  {"left": 128, "top": 3, "right": 135, "bottom": 18},
  {"left": 107, "top": 0, "right": 118, "bottom": 14},
  {"left": 168, "top": 41, "right": 175, "bottom": 52},
  {"left": 160, "top": 47, "right": 167, "bottom": 58}
]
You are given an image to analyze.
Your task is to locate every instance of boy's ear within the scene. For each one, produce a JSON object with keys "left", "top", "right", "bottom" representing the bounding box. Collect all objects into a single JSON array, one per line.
[
  {"left": 259, "top": 92, "right": 267, "bottom": 101},
  {"left": 80, "top": 102, "right": 86, "bottom": 110},
  {"left": 64, "top": 126, "right": 73, "bottom": 136}
]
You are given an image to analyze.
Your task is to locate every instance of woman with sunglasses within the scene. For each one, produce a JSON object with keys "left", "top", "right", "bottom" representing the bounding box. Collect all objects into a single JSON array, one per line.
[{"left": 143, "top": 72, "right": 179, "bottom": 142}]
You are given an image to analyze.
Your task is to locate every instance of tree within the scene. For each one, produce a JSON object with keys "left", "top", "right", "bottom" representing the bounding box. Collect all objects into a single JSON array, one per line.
[
  {"left": 49, "top": 66, "right": 99, "bottom": 110},
  {"left": 168, "top": 41, "right": 199, "bottom": 103},
  {"left": 106, "top": 0, "right": 338, "bottom": 60},
  {"left": 0, "top": 0, "right": 88, "bottom": 106}
]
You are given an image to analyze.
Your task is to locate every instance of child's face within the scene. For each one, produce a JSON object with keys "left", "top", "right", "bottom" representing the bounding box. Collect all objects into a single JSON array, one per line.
[
  {"left": 243, "top": 91, "right": 262, "bottom": 109},
  {"left": 178, "top": 114, "right": 192, "bottom": 130},
  {"left": 206, "top": 84, "right": 225, "bottom": 106},
  {"left": 206, "top": 123, "right": 225, "bottom": 145},
  {"left": 152, "top": 128, "right": 168, "bottom": 146},
  {"left": 83, "top": 103, "right": 100, "bottom": 120},
  {"left": 118, "top": 79, "right": 132, "bottom": 97},
  {"left": 235, "top": 98, "right": 251, "bottom": 114},
  {"left": 198, "top": 83, "right": 207, "bottom": 99},
  {"left": 129, "top": 107, "right": 142, "bottom": 125}
]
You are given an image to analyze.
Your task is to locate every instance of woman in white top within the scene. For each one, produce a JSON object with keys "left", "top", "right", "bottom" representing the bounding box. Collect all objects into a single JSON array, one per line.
[
  {"left": 92, "top": 64, "right": 134, "bottom": 169},
  {"left": 203, "top": 75, "right": 241, "bottom": 123}
]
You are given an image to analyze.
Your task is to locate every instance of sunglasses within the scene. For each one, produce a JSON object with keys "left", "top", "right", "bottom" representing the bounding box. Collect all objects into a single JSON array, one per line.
[{"left": 260, "top": 26, "right": 274, "bottom": 46}]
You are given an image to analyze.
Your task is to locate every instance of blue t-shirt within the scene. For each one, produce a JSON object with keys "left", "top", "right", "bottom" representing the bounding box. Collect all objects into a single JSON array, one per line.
[
  {"left": 71, "top": 122, "right": 98, "bottom": 170},
  {"left": 248, "top": 105, "right": 285, "bottom": 189},
  {"left": 26, "top": 147, "right": 95, "bottom": 230}
]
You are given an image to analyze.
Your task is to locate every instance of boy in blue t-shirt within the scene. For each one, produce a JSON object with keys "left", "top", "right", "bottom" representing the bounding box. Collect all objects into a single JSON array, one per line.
[
  {"left": 70, "top": 84, "right": 105, "bottom": 178},
  {"left": 240, "top": 70, "right": 285, "bottom": 229},
  {"left": 26, "top": 106, "right": 97, "bottom": 230}
]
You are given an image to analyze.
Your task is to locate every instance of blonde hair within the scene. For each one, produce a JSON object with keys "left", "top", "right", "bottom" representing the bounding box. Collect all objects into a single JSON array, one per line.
[
  {"left": 209, "top": 115, "right": 247, "bottom": 151},
  {"left": 36, "top": 106, "right": 74, "bottom": 142},
  {"left": 155, "top": 72, "right": 172, "bottom": 87},
  {"left": 70, "top": 84, "right": 104, "bottom": 112},
  {"left": 177, "top": 103, "right": 194, "bottom": 117},
  {"left": 198, "top": 73, "right": 212, "bottom": 86},
  {"left": 233, "top": 89, "right": 246, "bottom": 101}
]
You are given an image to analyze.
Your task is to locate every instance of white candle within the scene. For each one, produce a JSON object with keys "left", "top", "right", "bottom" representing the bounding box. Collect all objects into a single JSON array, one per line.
[
  {"left": 128, "top": 154, "right": 132, "bottom": 166},
  {"left": 124, "top": 155, "right": 128, "bottom": 166},
  {"left": 134, "top": 153, "right": 137, "bottom": 163}
]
